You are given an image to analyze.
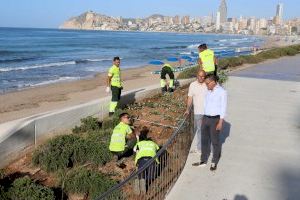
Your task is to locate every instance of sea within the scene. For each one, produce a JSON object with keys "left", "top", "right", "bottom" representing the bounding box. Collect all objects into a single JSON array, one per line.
[{"left": 0, "top": 27, "right": 264, "bottom": 93}]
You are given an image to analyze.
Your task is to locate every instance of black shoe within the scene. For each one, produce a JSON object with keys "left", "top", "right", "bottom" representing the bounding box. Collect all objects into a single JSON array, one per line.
[
  {"left": 192, "top": 161, "right": 207, "bottom": 167},
  {"left": 210, "top": 163, "right": 217, "bottom": 171},
  {"left": 109, "top": 112, "right": 114, "bottom": 117}
]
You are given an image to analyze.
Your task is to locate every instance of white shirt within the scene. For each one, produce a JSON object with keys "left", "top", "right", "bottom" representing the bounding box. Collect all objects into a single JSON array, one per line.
[
  {"left": 188, "top": 81, "right": 207, "bottom": 115},
  {"left": 204, "top": 84, "right": 227, "bottom": 119}
]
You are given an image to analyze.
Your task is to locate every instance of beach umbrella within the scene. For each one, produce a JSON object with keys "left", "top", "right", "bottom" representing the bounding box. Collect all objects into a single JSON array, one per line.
[
  {"left": 149, "top": 60, "right": 164, "bottom": 65},
  {"left": 166, "top": 57, "right": 179, "bottom": 62},
  {"left": 191, "top": 52, "right": 198, "bottom": 57},
  {"left": 180, "top": 55, "right": 192, "bottom": 60}
]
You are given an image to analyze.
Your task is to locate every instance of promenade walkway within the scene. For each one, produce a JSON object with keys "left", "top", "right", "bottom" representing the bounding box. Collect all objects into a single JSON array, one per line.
[{"left": 166, "top": 56, "right": 300, "bottom": 200}]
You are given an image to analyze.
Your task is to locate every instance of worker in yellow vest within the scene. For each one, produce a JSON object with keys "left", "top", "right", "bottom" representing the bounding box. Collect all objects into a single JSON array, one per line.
[
  {"left": 109, "top": 113, "right": 137, "bottom": 162},
  {"left": 106, "top": 57, "right": 123, "bottom": 116},
  {"left": 133, "top": 126, "right": 159, "bottom": 194},
  {"left": 160, "top": 63, "right": 175, "bottom": 93},
  {"left": 198, "top": 44, "right": 218, "bottom": 76}
]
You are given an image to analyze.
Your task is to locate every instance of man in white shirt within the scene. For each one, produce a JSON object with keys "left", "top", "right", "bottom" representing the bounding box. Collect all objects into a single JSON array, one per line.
[
  {"left": 185, "top": 70, "right": 207, "bottom": 153},
  {"left": 199, "top": 74, "right": 227, "bottom": 171}
]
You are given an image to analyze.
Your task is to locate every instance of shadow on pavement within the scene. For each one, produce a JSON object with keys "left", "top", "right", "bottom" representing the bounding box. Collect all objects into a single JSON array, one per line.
[{"left": 233, "top": 194, "right": 248, "bottom": 200}]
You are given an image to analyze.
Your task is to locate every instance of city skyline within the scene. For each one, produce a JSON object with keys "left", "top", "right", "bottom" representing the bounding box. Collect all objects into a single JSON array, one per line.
[{"left": 0, "top": 0, "right": 299, "bottom": 28}]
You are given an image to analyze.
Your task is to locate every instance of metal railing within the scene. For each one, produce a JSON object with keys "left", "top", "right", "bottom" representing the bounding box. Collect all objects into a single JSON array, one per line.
[{"left": 95, "top": 111, "right": 194, "bottom": 200}]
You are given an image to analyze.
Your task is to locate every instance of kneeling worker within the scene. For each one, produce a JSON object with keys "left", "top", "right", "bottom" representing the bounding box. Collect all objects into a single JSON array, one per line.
[
  {"left": 109, "top": 113, "right": 137, "bottom": 161},
  {"left": 133, "top": 127, "right": 159, "bottom": 194},
  {"left": 160, "top": 63, "right": 175, "bottom": 93}
]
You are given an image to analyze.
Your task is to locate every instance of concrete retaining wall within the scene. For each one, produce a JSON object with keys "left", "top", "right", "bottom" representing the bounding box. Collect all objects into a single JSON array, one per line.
[{"left": 0, "top": 80, "right": 192, "bottom": 168}]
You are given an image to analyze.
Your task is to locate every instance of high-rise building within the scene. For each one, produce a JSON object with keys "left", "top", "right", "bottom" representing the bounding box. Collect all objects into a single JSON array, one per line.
[
  {"left": 219, "top": 0, "right": 228, "bottom": 23},
  {"left": 173, "top": 15, "right": 181, "bottom": 25},
  {"left": 181, "top": 16, "right": 190, "bottom": 25},
  {"left": 276, "top": 3, "right": 284, "bottom": 23},
  {"left": 216, "top": 12, "right": 221, "bottom": 30}
]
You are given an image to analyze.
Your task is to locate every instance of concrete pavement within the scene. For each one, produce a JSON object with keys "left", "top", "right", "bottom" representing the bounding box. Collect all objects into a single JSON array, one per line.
[{"left": 166, "top": 60, "right": 300, "bottom": 199}]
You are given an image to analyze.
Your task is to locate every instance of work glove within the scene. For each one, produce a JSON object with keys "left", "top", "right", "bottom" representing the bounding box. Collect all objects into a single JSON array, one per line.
[{"left": 105, "top": 87, "right": 110, "bottom": 93}]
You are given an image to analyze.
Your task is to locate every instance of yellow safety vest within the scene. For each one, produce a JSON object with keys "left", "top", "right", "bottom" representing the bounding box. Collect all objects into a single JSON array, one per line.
[
  {"left": 134, "top": 140, "right": 159, "bottom": 164},
  {"left": 108, "top": 65, "right": 122, "bottom": 88},
  {"left": 163, "top": 63, "right": 174, "bottom": 71},
  {"left": 199, "top": 49, "right": 215, "bottom": 73},
  {"left": 109, "top": 122, "right": 132, "bottom": 152}
]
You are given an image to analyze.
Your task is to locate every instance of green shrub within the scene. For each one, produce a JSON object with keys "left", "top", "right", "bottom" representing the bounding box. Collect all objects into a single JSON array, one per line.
[
  {"left": 240, "top": 55, "right": 263, "bottom": 64},
  {"left": 217, "top": 70, "right": 229, "bottom": 85},
  {"left": 0, "top": 185, "right": 9, "bottom": 200},
  {"left": 61, "top": 168, "right": 117, "bottom": 199},
  {"left": 101, "top": 114, "right": 121, "bottom": 130},
  {"left": 283, "top": 47, "right": 298, "bottom": 56},
  {"left": 32, "top": 135, "right": 82, "bottom": 172},
  {"left": 8, "top": 177, "right": 55, "bottom": 200},
  {"left": 73, "top": 116, "right": 101, "bottom": 134},
  {"left": 177, "top": 66, "right": 198, "bottom": 79},
  {"left": 32, "top": 134, "right": 112, "bottom": 172}
]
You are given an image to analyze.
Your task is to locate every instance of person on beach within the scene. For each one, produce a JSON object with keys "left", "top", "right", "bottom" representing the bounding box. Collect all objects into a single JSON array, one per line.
[
  {"left": 160, "top": 63, "right": 175, "bottom": 93},
  {"left": 185, "top": 70, "right": 208, "bottom": 153},
  {"left": 106, "top": 57, "right": 123, "bottom": 116},
  {"left": 198, "top": 44, "right": 218, "bottom": 76},
  {"left": 133, "top": 126, "right": 159, "bottom": 194},
  {"left": 196, "top": 74, "right": 227, "bottom": 171},
  {"left": 109, "top": 113, "right": 137, "bottom": 164}
]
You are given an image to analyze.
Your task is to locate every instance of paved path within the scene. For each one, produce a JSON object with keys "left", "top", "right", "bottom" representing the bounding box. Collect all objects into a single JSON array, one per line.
[{"left": 166, "top": 57, "right": 300, "bottom": 200}]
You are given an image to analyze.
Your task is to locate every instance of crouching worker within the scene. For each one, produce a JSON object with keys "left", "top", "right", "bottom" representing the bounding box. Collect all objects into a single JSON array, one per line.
[
  {"left": 133, "top": 127, "right": 159, "bottom": 194},
  {"left": 160, "top": 63, "right": 175, "bottom": 93},
  {"left": 109, "top": 113, "right": 137, "bottom": 165}
]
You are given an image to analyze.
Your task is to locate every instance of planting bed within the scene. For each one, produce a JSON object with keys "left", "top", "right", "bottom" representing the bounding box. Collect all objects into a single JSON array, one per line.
[{"left": 0, "top": 86, "right": 188, "bottom": 200}]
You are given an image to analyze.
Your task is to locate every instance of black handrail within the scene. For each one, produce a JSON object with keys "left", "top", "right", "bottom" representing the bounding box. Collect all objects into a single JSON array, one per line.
[{"left": 95, "top": 110, "right": 193, "bottom": 200}]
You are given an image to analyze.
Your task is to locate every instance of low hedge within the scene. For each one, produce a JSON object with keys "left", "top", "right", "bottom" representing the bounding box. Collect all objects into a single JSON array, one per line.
[
  {"left": 61, "top": 168, "right": 117, "bottom": 200},
  {"left": 7, "top": 177, "right": 55, "bottom": 200},
  {"left": 32, "top": 134, "right": 112, "bottom": 172}
]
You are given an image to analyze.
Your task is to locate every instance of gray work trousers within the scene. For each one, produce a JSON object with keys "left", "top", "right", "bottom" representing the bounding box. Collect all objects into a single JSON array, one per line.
[
  {"left": 194, "top": 114, "right": 203, "bottom": 151},
  {"left": 201, "top": 116, "right": 221, "bottom": 164}
]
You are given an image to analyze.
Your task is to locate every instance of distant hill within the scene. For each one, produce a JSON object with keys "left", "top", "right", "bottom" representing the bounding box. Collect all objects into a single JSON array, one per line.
[{"left": 59, "top": 11, "right": 120, "bottom": 30}]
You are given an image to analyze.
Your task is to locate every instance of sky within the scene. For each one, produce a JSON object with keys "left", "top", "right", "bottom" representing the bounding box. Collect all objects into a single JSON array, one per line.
[{"left": 0, "top": 0, "right": 299, "bottom": 28}]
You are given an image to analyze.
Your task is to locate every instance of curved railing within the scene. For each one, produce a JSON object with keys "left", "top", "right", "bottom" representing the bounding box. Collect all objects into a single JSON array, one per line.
[{"left": 95, "top": 111, "right": 194, "bottom": 200}]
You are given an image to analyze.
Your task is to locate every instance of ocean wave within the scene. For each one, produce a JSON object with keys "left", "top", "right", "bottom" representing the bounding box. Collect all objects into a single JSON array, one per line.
[
  {"left": 187, "top": 44, "right": 200, "bottom": 49},
  {"left": 0, "top": 61, "right": 76, "bottom": 72},
  {"left": 30, "top": 76, "right": 81, "bottom": 87},
  {"left": 180, "top": 52, "right": 192, "bottom": 55},
  {"left": 0, "top": 57, "right": 37, "bottom": 64},
  {"left": 150, "top": 45, "right": 187, "bottom": 50},
  {"left": 75, "top": 58, "right": 111, "bottom": 63},
  {"left": 215, "top": 38, "right": 251, "bottom": 42}
]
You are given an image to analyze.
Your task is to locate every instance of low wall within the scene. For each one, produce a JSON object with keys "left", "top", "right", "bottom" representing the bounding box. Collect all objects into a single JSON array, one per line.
[{"left": 0, "top": 80, "right": 192, "bottom": 168}]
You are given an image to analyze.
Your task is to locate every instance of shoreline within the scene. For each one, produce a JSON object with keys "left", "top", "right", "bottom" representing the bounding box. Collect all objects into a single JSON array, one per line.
[{"left": 1, "top": 37, "right": 299, "bottom": 124}]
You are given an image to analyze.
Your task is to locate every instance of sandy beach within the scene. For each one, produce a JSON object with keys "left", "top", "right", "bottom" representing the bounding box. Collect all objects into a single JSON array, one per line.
[
  {"left": 0, "top": 65, "right": 162, "bottom": 123},
  {"left": 1, "top": 35, "right": 299, "bottom": 124}
]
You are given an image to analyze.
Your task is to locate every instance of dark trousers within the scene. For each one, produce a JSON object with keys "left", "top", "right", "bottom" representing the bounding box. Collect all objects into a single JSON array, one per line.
[
  {"left": 201, "top": 116, "right": 221, "bottom": 164},
  {"left": 111, "top": 86, "right": 122, "bottom": 101},
  {"left": 112, "top": 138, "right": 137, "bottom": 160}
]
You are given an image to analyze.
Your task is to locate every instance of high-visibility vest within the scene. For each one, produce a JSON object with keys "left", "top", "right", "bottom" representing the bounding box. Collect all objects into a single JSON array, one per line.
[
  {"left": 163, "top": 63, "right": 174, "bottom": 71},
  {"left": 199, "top": 49, "right": 215, "bottom": 72},
  {"left": 134, "top": 140, "right": 159, "bottom": 164},
  {"left": 109, "top": 122, "right": 132, "bottom": 152},
  {"left": 108, "top": 65, "right": 122, "bottom": 88}
]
